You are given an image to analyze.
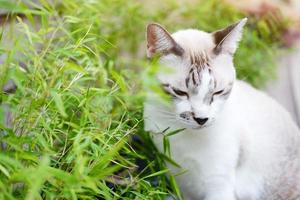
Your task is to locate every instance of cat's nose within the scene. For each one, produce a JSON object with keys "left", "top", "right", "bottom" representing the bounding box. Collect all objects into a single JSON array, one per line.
[{"left": 193, "top": 117, "right": 208, "bottom": 125}]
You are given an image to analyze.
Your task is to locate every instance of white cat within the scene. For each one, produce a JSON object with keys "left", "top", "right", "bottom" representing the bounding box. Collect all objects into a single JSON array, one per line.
[{"left": 143, "top": 18, "right": 300, "bottom": 200}]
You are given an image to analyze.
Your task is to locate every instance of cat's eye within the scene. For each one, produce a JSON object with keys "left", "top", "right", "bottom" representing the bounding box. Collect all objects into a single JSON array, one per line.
[
  {"left": 161, "top": 84, "right": 176, "bottom": 98},
  {"left": 210, "top": 90, "right": 223, "bottom": 104},
  {"left": 160, "top": 84, "right": 188, "bottom": 98},
  {"left": 213, "top": 89, "right": 224, "bottom": 96},
  {"left": 172, "top": 88, "right": 188, "bottom": 97}
]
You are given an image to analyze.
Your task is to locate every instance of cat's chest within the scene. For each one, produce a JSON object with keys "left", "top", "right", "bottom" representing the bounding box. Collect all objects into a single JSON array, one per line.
[{"left": 152, "top": 125, "right": 238, "bottom": 165}]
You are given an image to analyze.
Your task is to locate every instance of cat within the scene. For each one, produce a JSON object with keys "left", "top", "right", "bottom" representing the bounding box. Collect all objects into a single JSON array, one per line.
[{"left": 143, "top": 18, "right": 300, "bottom": 200}]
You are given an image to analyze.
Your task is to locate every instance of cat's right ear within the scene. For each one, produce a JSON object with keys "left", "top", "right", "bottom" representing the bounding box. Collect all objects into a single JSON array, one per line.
[{"left": 146, "top": 23, "right": 184, "bottom": 58}]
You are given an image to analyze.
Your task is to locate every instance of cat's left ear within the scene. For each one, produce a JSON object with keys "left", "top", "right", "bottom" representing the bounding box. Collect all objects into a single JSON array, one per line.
[{"left": 212, "top": 18, "right": 247, "bottom": 55}]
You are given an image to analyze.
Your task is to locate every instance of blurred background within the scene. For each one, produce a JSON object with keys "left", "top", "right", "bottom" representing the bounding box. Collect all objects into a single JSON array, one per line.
[{"left": 0, "top": 0, "right": 300, "bottom": 199}]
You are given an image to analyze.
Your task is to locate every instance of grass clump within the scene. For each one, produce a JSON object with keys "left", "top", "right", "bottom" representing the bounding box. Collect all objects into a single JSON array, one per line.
[{"left": 0, "top": 0, "right": 287, "bottom": 199}]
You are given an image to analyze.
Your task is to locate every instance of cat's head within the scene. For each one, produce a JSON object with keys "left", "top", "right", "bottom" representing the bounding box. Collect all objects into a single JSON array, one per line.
[{"left": 146, "top": 18, "right": 247, "bottom": 129}]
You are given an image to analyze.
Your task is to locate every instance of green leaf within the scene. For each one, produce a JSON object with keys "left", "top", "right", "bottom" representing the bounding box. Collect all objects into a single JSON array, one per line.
[
  {"left": 142, "top": 169, "right": 169, "bottom": 180},
  {"left": 159, "top": 153, "right": 181, "bottom": 168},
  {"left": 0, "top": 0, "right": 27, "bottom": 13},
  {"left": 170, "top": 175, "right": 183, "bottom": 200},
  {"left": 50, "top": 90, "right": 68, "bottom": 118},
  {"left": 164, "top": 128, "right": 185, "bottom": 137},
  {"left": 0, "top": 164, "right": 10, "bottom": 178},
  {"left": 89, "top": 139, "right": 125, "bottom": 176},
  {"left": 110, "top": 70, "right": 127, "bottom": 92},
  {"left": 64, "top": 61, "right": 85, "bottom": 73},
  {"left": 163, "top": 136, "right": 171, "bottom": 156}
]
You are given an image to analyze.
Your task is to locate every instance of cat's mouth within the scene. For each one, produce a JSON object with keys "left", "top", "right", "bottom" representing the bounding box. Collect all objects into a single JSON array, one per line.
[
  {"left": 192, "top": 124, "right": 210, "bottom": 130},
  {"left": 181, "top": 122, "right": 212, "bottom": 130},
  {"left": 184, "top": 119, "right": 214, "bottom": 130},
  {"left": 192, "top": 126, "right": 202, "bottom": 130}
]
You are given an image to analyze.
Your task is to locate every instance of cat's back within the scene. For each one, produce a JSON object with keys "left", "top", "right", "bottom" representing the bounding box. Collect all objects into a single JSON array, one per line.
[
  {"left": 232, "top": 80, "right": 298, "bottom": 131},
  {"left": 231, "top": 79, "right": 300, "bottom": 152},
  {"left": 232, "top": 80, "right": 300, "bottom": 199}
]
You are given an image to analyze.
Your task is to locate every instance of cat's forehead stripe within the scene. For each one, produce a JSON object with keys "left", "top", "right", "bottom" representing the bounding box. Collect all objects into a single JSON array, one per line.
[
  {"left": 189, "top": 51, "right": 209, "bottom": 67},
  {"left": 185, "top": 50, "right": 212, "bottom": 89}
]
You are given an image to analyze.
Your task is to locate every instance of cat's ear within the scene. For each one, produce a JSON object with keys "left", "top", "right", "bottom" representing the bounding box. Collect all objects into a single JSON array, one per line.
[
  {"left": 146, "top": 23, "right": 184, "bottom": 58},
  {"left": 212, "top": 18, "right": 247, "bottom": 55}
]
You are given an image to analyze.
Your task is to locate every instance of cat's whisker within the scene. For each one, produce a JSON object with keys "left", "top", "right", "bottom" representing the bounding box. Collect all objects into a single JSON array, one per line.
[
  {"left": 157, "top": 110, "right": 175, "bottom": 115},
  {"left": 156, "top": 109, "right": 175, "bottom": 115}
]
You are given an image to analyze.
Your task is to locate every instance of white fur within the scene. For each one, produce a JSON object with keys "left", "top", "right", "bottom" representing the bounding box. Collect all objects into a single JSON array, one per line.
[{"left": 144, "top": 20, "right": 300, "bottom": 200}]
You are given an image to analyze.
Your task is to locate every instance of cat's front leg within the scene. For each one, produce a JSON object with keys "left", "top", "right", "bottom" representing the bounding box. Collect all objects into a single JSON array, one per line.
[
  {"left": 196, "top": 141, "right": 238, "bottom": 199},
  {"left": 204, "top": 175, "right": 236, "bottom": 200},
  {"left": 205, "top": 189, "right": 236, "bottom": 200}
]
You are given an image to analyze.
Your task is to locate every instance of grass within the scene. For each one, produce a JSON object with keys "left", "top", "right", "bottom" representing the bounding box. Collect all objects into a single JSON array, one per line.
[{"left": 0, "top": 0, "right": 289, "bottom": 199}]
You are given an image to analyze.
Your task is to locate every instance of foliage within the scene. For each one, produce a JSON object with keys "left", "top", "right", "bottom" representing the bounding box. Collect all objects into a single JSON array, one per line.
[{"left": 0, "top": 0, "right": 287, "bottom": 199}]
